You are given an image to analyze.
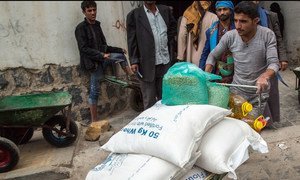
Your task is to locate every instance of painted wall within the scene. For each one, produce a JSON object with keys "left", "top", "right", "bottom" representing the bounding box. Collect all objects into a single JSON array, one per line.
[
  {"left": 1, "top": 1, "right": 299, "bottom": 70},
  {"left": 262, "top": 1, "right": 300, "bottom": 65},
  {"left": 0, "top": 1, "right": 141, "bottom": 70}
]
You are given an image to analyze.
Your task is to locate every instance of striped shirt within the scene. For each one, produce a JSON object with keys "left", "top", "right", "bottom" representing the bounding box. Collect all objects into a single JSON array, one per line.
[{"left": 144, "top": 5, "right": 170, "bottom": 65}]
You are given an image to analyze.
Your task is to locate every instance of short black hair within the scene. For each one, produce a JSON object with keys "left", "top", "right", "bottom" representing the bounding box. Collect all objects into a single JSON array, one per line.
[
  {"left": 81, "top": 1, "right": 97, "bottom": 11},
  {"left": 234, "top": 1, "right": 259, "bottom": 19}
]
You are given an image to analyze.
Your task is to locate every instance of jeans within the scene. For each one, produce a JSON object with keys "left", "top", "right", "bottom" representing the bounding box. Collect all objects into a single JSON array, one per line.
[{"left": 88, "top": 53, "right": 128, "bottom": 104}]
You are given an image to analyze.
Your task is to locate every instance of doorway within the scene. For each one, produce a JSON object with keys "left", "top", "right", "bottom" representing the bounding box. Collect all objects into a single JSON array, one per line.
[
  {"left": 156, "top": 0, "right": 241, "bottom": 21},
  {"left": 156, "top": 1, "right": 193, "bottom": 20}
]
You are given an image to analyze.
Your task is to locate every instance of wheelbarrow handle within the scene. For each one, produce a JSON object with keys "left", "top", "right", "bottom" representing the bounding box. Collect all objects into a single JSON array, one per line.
[
  {"left": 216, "top": 83, "right": 258, "bottom": 89},
  {"left": 216, "top": 83, "right": 262, "bottom": 115}
]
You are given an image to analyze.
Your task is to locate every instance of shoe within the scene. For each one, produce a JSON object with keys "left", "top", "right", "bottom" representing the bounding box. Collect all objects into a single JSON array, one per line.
[{"left": 80, "top": 119, "right": 92, "bottom": 127}]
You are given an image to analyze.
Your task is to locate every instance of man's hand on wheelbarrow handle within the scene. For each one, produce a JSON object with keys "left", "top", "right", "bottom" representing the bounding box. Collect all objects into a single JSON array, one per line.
[{"left": 256, "top": 71, "right": 273, "bottom": 94}]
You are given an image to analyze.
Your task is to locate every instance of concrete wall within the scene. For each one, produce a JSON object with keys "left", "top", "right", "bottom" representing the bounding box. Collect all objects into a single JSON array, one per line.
[
  {"left": 0, "top": 1, "right": 142, "bottom": 122},
  {"left": 262, "top": 1, "right": 300, "bottom": 66}
]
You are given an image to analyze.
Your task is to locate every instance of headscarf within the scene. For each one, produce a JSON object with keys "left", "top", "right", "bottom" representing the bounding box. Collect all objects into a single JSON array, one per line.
[
  {"left": 270, "top": 2, "right": 284, "bottom": 36},
  {"left": 215, "top": 0, "right": 234, "bottom": 21},
  {"left": 270, "top": 2, "right": 281, "bottom": 13},
  {"left": 183, "top": 1, "right": 211, "bottom": 49},
  {"left": 215, "top": 1, "right": 234, "bottom": 10}
]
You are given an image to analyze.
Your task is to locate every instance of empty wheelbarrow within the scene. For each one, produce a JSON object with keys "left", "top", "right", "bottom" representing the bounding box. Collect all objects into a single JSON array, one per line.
[{"left": 0, "top": 91, "right": 78, "bottom": 173}]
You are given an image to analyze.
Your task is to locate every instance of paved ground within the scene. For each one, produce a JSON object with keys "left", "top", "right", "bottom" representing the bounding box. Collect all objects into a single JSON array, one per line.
[
  {"left": 0, "top": 126, "right": 80, "bottom": 180},
  {"left": 230, "top": 67, "right": 300, "bottom": 180},
  {"left": 1, "top": 68, "right": 299, "bottom": 179},
  {"left": 70, "top": 68, "right": 300, "bottom": 180},
  {"left": 230, "top": 125, "right": 300, "bottom": 180},
  {"left": 70, "top": 110, "right": 139, "bottom": 180},
  {"left": 275, "top": 66, "right": 300, "bottom": 127}
]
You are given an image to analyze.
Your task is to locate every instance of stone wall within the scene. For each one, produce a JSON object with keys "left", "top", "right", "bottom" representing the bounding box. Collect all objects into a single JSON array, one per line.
[{"left": 0, "top": 64, "right": 130, "bottom": 122}]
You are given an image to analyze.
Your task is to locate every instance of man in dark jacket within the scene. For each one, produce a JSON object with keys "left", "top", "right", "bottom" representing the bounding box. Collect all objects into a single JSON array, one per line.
[
  {"left": 126, "top": 1, "right": 177, "bottom": 110},
  {"left": 75, "top": 1, "right": 132, "bottom": 126}
]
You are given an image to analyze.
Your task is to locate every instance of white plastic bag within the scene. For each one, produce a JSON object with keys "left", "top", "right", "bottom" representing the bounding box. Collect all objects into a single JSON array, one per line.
[
  {"left": 195, "top": 117, "right": 268, "bottom": 179},
  {"left": 101, "top": 101, "right": 230, "bottom": 167},
  {"left": 86, "top": 153, "right": 181, "bottom": 180}
]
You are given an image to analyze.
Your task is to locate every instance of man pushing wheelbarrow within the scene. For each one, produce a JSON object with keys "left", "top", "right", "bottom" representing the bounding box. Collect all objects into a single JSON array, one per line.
[{"left": 204, "top": 1, "right": 280, "bottom": 129}]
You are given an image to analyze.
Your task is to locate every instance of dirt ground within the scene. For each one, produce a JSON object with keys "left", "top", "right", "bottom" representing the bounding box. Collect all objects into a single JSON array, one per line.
[{"left": 69, "top": 108, "right": 139, "bottom": 180}]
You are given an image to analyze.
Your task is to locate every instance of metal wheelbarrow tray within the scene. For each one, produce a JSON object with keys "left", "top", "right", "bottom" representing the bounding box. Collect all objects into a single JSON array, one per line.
[
  {"left": 0, "top": 91, "right": 71, "bottom": 126},
  {"left": 0, "top": 91, "right": 78, "bottom": 173},
  {"left": 104, "top": 75, "right": 144, "bottom": 112}
]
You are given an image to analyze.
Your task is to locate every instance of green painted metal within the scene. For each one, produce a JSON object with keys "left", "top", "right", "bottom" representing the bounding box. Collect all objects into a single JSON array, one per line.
[
  {"left": 0, "top": 91, "right": 72, "bottom": 126},
  {"left": 104, "top": 75, "right": 129, "bottom": 87}
]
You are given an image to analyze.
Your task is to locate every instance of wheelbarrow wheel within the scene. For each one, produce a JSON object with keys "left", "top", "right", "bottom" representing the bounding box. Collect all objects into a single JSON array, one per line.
[
  {"left": 42, "top": 115, "right": 78, "bottom": 148},
  {"left": 129, "top": 89, "right": 144, "bottom": 112},
  {"left": 0, "top": 137, "right": 20, "bottom": 173}
]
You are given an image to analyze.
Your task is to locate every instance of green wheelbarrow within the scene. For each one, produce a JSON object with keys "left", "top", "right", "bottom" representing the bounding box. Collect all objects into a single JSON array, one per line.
[
  {"left": 0, "top": 91, "right": 78, "bottom": 173},
  {"left": 104, "top": 75, "right": 144, "bottom": 112}
]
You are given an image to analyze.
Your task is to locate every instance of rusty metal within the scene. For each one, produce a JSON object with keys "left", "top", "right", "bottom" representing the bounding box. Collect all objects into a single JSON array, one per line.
[
  {"left": 65, "top": 104, "right": 72, "bottom": 133},
  {"left": 41, "top": 124, "right": 75, "bottom": 137}
]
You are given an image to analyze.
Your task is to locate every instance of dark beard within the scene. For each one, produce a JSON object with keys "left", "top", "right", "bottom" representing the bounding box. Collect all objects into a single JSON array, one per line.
[{"left": 219, "top": 14, "right": 230, "bottom": 21}]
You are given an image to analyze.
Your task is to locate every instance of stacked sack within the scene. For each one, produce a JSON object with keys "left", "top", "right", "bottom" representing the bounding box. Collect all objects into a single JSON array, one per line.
[
  {"left": 86, "top": 101, "right": 231, "bottom": 179},
  {"left": 86, "top": 62, "right": 269, "bottom": 180},
  {"left": 193, "top": 117, "right": 268, "bottom": 179}
]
